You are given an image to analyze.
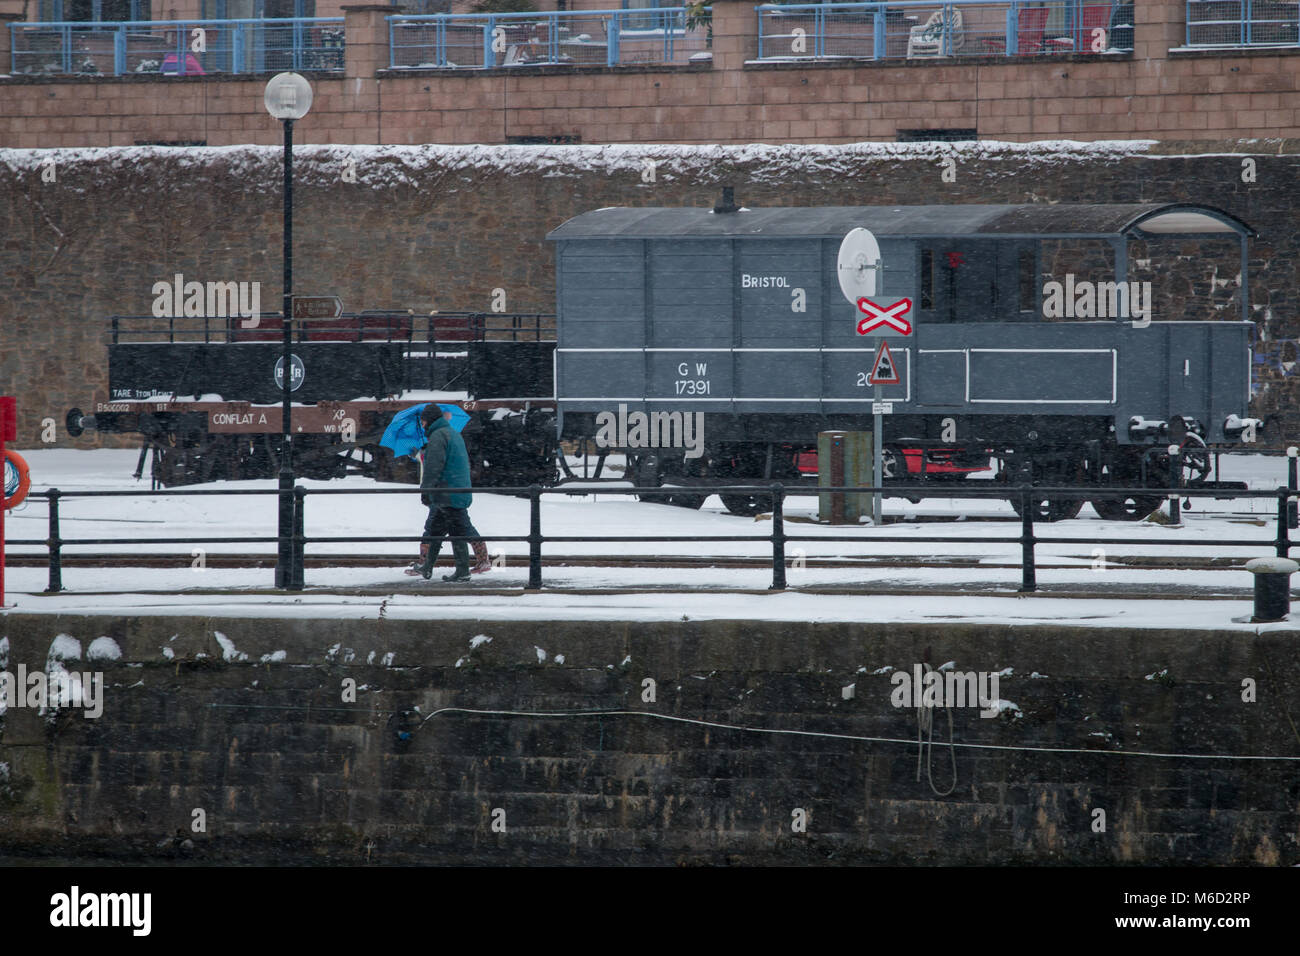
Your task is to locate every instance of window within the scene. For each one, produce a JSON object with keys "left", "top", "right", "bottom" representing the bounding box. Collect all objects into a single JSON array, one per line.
[
  {"left": 45, "top": 0, "right": 150, "bottom": 20},
  {"left": 1018, "top": 250, "right": 1037, "bottom": 312},
  {"left": 623, "top": 0, "right": 664, "bottom": 32},
  {"left": 920, "top": 248, "right": 934, "bottom": 311}
]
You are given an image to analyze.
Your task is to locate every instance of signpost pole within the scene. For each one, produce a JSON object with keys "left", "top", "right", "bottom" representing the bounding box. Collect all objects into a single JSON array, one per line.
[{"left": 873, "top": 381, "right": 882, "bottom": 522}]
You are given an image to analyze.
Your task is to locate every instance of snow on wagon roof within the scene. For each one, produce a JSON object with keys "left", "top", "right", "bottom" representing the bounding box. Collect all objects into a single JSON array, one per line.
[{"left": 546, "top": 203, "right": 1255, "bottom": 241}]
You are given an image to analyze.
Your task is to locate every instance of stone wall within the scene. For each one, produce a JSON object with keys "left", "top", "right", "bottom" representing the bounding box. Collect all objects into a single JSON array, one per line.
[
  {"left": 1, "top": 613, "right": 1296, "bottom": 864},
  {"left": 2, "top": 2, "right": 1300, "bottom": 149},
  {"left": 2, "top": 141, "right": 1299, "bottom": 448}
]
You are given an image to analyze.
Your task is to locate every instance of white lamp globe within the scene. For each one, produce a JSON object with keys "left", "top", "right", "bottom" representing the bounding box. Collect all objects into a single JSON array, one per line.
[{"left": 264, "top": 72, "right": 313, "bottom": 120}]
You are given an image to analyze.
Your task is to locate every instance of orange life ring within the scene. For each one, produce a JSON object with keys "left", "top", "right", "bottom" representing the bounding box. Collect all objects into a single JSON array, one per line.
[{"left": 4, "top": 448, "right": 31, "bottom": 509}]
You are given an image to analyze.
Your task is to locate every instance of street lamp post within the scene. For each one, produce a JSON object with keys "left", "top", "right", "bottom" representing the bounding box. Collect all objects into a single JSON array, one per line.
[{"left": 264, "top": 72, "right": 312, "bottom": 590}]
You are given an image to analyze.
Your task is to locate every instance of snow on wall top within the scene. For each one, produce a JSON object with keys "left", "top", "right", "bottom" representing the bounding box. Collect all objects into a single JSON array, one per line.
[{"left": 0, "top": 140, "right": 1170, "bottom": 192}]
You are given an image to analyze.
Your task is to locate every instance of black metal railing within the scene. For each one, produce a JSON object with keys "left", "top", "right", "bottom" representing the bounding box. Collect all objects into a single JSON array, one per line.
[
  {"left": 106, "top": 312, "right": 556, "bottom": 345},
  {"left": 6, "top": 482, "right": 1297, "bottom": 595}
]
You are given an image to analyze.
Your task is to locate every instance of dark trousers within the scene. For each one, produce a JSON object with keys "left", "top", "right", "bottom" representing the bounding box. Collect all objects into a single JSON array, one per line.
[{"left": 420, "top": 505, "right": 474, "bottom": 575}]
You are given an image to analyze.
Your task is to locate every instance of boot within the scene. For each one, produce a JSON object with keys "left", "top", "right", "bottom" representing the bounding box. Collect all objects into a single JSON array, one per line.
[
  {"left": 443, "top": 543, "right": 471, "bottom": 582},
  {"left": 471, "top": 539, "right": 492, "bottom": 574},
  {"left": 404, "top": 541, "right": 431, "bottom": 576}
]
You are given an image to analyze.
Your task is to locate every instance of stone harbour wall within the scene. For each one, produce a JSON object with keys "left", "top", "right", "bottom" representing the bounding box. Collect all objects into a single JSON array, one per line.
[{"left": 1, "top": 614, "right": 1296, "bottom": 864}]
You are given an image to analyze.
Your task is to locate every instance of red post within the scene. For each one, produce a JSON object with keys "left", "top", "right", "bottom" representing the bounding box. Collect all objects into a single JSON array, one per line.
[{"left": 0, "top": 395, "right": 13, "bottom": 607}]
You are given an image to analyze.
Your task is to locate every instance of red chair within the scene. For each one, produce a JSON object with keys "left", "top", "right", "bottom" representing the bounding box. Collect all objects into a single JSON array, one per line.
[
  {"left": 161, "top": 52, "right": 205, "bottom": 75},
  {"left": 980, "top": 6, "right": 1050, "bottom": 55}
]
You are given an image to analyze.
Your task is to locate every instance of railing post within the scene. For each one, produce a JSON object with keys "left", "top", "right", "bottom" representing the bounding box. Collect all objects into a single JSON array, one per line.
[
  {"left": 1277, "top": 487, "right": 1290, "bottom": 558},
  {"left": 46, "top": 489, "right": 63, "bottom": 594},
  {"left": 1168, "top": 443, "right": 1181, "bottom": 525},
  {"left": 114, "top": 24, "right": 125, "bottom": 75},
  {"left": 291, "top": 485, "right": 306, "bottom": 590},
  {"left": 607, "top": 12, "right": 619, "bottom": 66},
  {"left": 527, "top": 484, "right": 543, "bottom": 589},
  {"left": 1005, "top": 3, "right": 1016, "bottom": 56},
  {"left": 1287, "top": 445, "right": 1297, "bottom": 530},
  {"left": 484, "top": 15, "right": 495, "bottom": 67},
  {"left": 872, "top": 7, "right": 885, "bottom": 59},
  {"left": 1018, "top": 486, "right": 1036, "bottom": 592},
  {"left": 770, "top": 483, "right": 787, "bottom": 590},
  {"left": 757, "top": 7, "right": 763, "bottom": 59}
]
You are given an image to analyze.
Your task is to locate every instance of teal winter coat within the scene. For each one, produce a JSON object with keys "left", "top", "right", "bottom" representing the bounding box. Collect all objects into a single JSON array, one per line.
[{"left": 420, "top": 416, "right": 473, "bottom": 509}]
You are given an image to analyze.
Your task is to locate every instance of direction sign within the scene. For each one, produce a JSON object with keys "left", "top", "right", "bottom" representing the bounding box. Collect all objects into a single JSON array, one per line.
[
  {"left": 291, "top": 295, "right": 343, "bottom": 320},
  {"left": 868, "top": 340, "right": 901, "bottom": 386}
]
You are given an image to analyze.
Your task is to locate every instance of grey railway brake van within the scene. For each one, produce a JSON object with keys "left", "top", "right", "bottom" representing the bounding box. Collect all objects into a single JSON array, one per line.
[{"left": 547, "top": 200, "right": 1260, "bottom": 521}]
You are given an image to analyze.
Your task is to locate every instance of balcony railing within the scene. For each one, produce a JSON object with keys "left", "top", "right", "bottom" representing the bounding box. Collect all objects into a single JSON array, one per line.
[
  {"left": 1184, "top": 0, "right": 1299, "bottom": 47},
  {"left": 755, "top": 0, "right": 1132, "bottom": 61},
  {"left": 9, "top": 18, "right": 345, "bottom": 77},
  {"left": 388, "top": 8, "right": 712, "bottom": 70}
]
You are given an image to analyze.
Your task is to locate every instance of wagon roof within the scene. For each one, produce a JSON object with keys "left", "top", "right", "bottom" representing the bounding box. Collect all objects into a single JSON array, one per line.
[{"left": 546, "top": 203, "right": 1255, "bottom": 241}]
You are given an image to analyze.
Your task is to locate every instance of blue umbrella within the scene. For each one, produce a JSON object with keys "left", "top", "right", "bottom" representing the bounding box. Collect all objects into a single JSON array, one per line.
[{"left": 380, "top": 403, "right": 470, "bottom": 460}]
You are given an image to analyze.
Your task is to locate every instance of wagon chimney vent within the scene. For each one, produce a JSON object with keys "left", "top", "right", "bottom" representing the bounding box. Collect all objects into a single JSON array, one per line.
[{"left": 713, "top": 186, "right": 739, "bottom": 214}]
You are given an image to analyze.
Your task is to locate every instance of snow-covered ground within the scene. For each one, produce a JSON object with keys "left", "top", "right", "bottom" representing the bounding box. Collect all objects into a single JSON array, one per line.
[{"left": 2, "top": 448, "right": 1296, "bottom": 629}]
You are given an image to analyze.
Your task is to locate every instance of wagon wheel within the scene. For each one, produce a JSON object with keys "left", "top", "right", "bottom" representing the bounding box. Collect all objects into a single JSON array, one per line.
[
  {"left": 1009, "top": 494, "right": 1085, "bottom": 522},
  {"left": 631, "top": 453, "right": 670, "bottom": 504},
  {"left": 1090, "top": 495, "right": 1163, "bottom": 521},
  {"left": 631, "top": 453, "right": 705, "bottom": 509}
]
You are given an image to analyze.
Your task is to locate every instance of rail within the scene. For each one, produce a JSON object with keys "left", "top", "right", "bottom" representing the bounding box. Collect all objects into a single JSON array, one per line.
[
  {"left": 1183, "top": 0, "right": 1300, "bottom": 48},
  {"left": 387, "top": 7, "right": 709, "bottom": 70},
  {"left": 754, "top": 0, "right": 1132, "bottom": 61},
  {"left": 7, "top": 481, "right": 1298, "bottom": 595},
  {"left": 9, "top": 17, "right": 345, "bottom": 77}
]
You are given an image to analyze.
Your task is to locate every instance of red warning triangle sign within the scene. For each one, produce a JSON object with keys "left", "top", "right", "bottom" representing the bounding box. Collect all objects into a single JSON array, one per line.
[{"left": 868, "top": 340, "right": 900, "bottom": 385}]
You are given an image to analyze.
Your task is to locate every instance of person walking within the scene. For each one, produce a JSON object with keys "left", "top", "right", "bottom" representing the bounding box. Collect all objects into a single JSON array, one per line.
[{"left": 408, "top": 405, "right": 487, "bottom": 582}]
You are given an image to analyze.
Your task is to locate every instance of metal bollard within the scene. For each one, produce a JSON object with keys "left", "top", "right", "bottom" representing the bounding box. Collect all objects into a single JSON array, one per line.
[{"left": 1244, "top": 557, "right": 1297, "bottom": 622}]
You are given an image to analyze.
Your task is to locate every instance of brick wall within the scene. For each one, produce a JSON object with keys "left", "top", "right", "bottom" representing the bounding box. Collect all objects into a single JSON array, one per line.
[
  {"left": 2, "top": 141, "right": 1299, "bottom": 449},
  {"left": 2, "top": 1, "right": 1300, "bottom": 148},
  {"left": 1, "top": 614, "right": 1296, "bottom": 864}
]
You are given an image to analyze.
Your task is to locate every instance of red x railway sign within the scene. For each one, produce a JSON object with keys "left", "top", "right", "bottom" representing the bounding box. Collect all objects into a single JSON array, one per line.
[{"left": 856, "top": 296, "right": 913, "bottom": 336}]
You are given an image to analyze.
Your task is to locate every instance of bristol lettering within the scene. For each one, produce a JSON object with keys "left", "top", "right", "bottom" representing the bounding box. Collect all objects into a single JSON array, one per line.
[
  {"left": 151, "top": 273, "right": 262, "bottom": 328},
  {"left": 741, "top": 274, "right": 790, "bottom": 288}
]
